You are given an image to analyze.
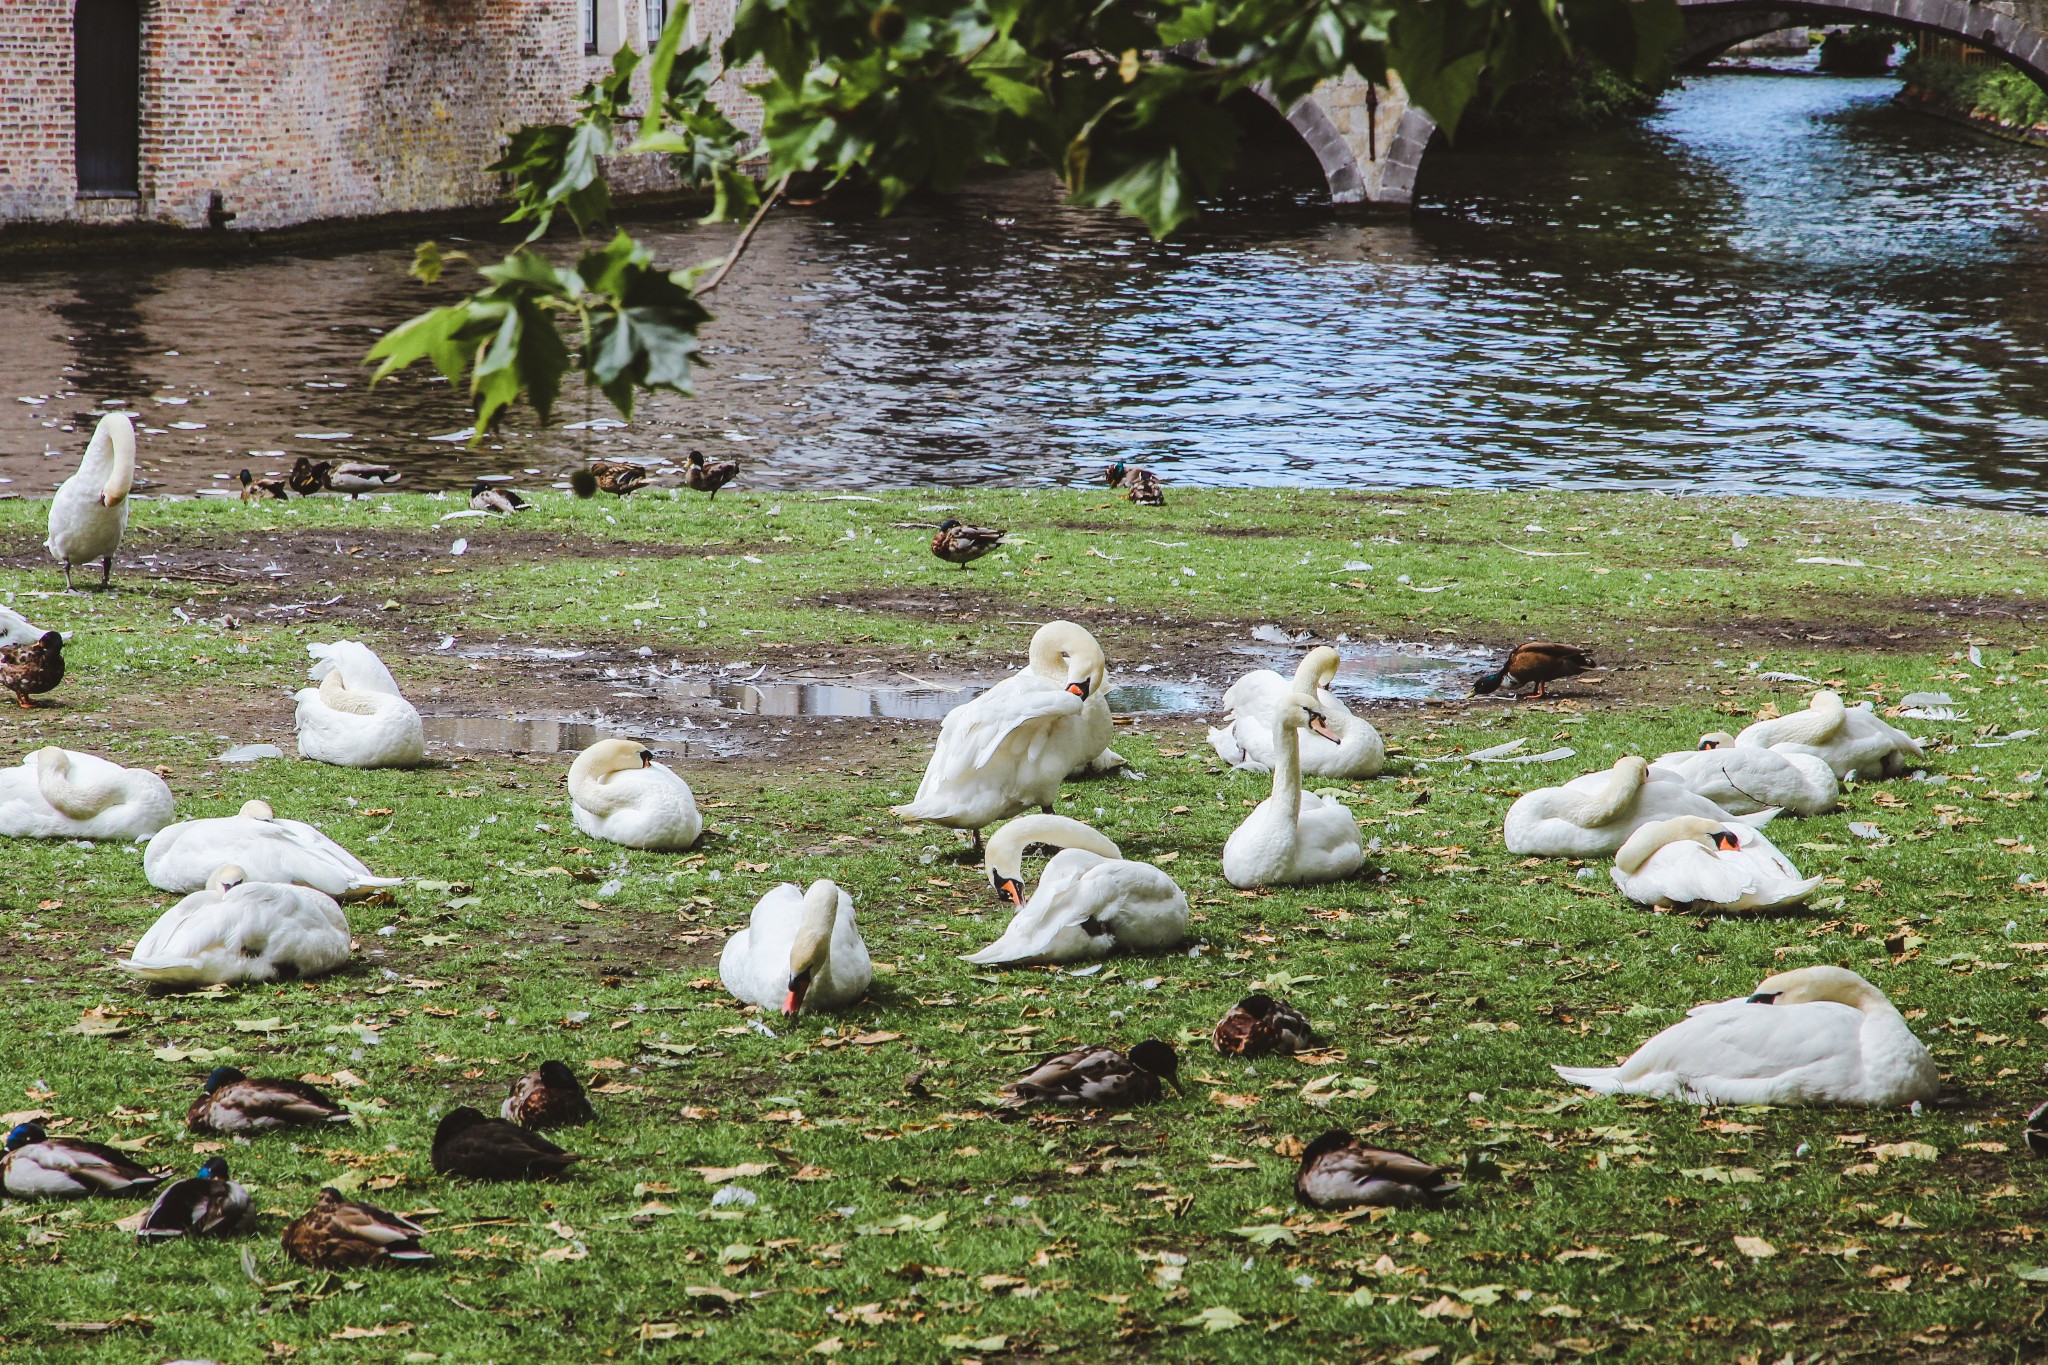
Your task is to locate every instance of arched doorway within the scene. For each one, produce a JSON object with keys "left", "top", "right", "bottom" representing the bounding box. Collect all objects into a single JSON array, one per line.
[{"left": 74, "top": 0, "right": 141, "bottom": 197}]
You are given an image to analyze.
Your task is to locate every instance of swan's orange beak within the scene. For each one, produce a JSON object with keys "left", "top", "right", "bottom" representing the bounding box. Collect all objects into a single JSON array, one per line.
[
  {"left": 1308, "top": 713, "right": 1338, "bottom": 743},
  {"left": 784, "top": 971, "right": 812, "bottom": 1017},
  {"left": 1066, "top": 679, "right": 1091, "bottom": 700},
  {"left": 1711, "top": 830, "right": 1742, "bottom": 851},
  {"left": 995, "top": 876, "right": 1024, "bottom": 907}
]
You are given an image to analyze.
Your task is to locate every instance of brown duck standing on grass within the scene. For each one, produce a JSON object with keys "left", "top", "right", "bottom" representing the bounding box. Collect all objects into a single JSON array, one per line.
[
  {"left": 930, "top": 518, "right": 1006, "bottom": 569},
  {"left": 682, "top": 449, "right": 739, "bottom": 499},
  {"left": 1104, "top": 459, "right": 1166, "bottom": 506},
  {"left": 186, "top": 1065, "right": 351, "bottom": 1134},
  {"left": 588, "top": 461, "right": 649, "bottom": 496},
  {"left": 502, "top": 1061, "right": 596, "bottom": 1130},
  {"left": 1472, "top": 642, "right": 1596, "bottom": 700},
  {"left": 237, "top": 469, "right": 289, "bottom": 502},
  {"left": 430, "top": 1105, "right": 582, "bottom": 1179},
  {"left": 282, "top": 1187, "right": 433, "bottom": 1268},
  {"left": 1213, "top": 993, "right": 1318, "bottom": 1058},
  {"left": 1294, "top": 1130, "right": 1462, "bottom": 1209},
  {"left": 0, "top": 630, "right": 64, "bottom": 708},
  {"left": 999, "top": 1040, "right": 1180, "bottom": 1110},
  {"left": 288, "top": 457, "right": 331, "bottom": 496}
]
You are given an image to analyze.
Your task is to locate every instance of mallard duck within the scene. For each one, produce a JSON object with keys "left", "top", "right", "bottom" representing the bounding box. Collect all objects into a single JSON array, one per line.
[
  {"left": 287, "top": 457, "right": 331, "bottom": 496},
  {"left": 502, "top": 1061, "right": 596, "bottom": 1129},
  {"left": 430, "top": 1106, "right": 582, "bottom": 1181},
  {"left": 588, "top": 461, "right": 648, "bottom": 495},
  {"left": 282, "top": 1187, "right": 432, "bottom": 1268},
  {"left": 137, "top": 1157, "right": 250, "bottom": 1240},
  {"left": 1554, "top": 966, "right": 1939, "bottom": 1107},
  {"left": 719, "top": 879, "right": 872, "bottom": 1015},
  {"left": 1473, "top": 642, "right": 1595, "bottom": 699},
  {"left": 146, "top": 798, "right": 401, "bottom": 898},
  {"left": 324, "top": 462, "right": 401, "bottom": 497},
  {"left": 0, "top": 630, "right": 64, "bottom": 707},
  {"left": 891, "top": 621, "right": 1121, "bottom": 850},
  {"left": 930, "top": 518, "right": 1005, "bottom": 569},
  {"left": 1222, "top": 693, "right": 1365, "bottom": 888},
  {"left": 1209, "top": 645, "right": 1384, "bottom": 779},
  {"left": 1213, "top": 993, "right": 1317, "bottom": 1057},
  {"left": 119, "top": 865, "right": 351, "bottom": 988},
  {"left": 47, "top": 412, "right": 134, "bottom": 590},
  {"left": 1103, "top": 460, "right": 1165, "bottom": 506},
  {"left": 186, "top": 1066, "right": 351, "bottom": 1134},
  {"left": 0, "top": 746, "right": 175, "bottom": 840},
  {"left": 568, "top": 739, "right": 701, "bottom": 850},
  {"left": 1295, "top": 1131, "right": 1460, "bottom": 1209},
  {"left": 682, "top": 450, "right": 738, "bottom": 498},
  {"left": 237, "top": 469, "right": 289, "bottom": 502},
  {"left": 2, "top": 1122, "right": 162, "bottom": 1198},
  {"left": 1652, "top": 733, "right": 1838, "bottom": 817},
  {"left": 1502, "top": 756, "right": 1772, "bottom": 859},
  {"left": 469, "top": 480, "right": 529, "bottom": 514},
  {"left": 294, "top": 640, "right": 426, "bottom": 769},
  {"left": 0, "top": 603, "right": 46, "bottom": 649},
  {"left": 963, "top": 813, "right": 1187, "bottom": 966},
  {"left": 1734, "top": 690, "right": 1923, "bottom": 780},
  {"left": 1000, "top": 1041, "right": 1179, "bottom": 1109},
  {"left": 2026, "top": 1100, "right": 2048, "bottom": 1158},
  {"left": 1610, "top": 815, "right": 1821, "bottom": 912}
]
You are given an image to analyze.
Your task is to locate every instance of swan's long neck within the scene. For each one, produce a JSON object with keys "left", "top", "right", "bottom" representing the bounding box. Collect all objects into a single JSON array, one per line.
[
  {"left": 316, "top": 670, "right": 380, "bottom": 717},
  {"left": 789, "top": 884, "right": 839, "bottom": 977},
  {"left": 1574, "top": 762, "right": 1644, "bottom": 828},
  {"left": 1270, "top": 717, "right": 1304, "bottom": 813},
  {"left": 99, "top": 417, "right": 135, "bottom": 506},
  {"left": 35, "top": 749, "right": 116, "bottom": 817},
  {"left": 1614, "top": 821, "right": 1684, "bottom": 873},
  {"left": 1776, "top": 693, "right": 1846, "bottom": 746},
  {"left": 985, "top": 814, "right": 1121, "bottom": 885},
  {"left": 567, "top": 749, "right": 633, "bottom": 815}
]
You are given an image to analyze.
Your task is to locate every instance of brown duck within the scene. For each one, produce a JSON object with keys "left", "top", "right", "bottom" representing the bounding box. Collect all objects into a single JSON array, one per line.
[
  {"left": 588, "top": 461, "right": 649, "bottom": 495},
  {"left": 1472, "top": 642, "right": 1595, "bottom": 699},
  {"left": 288, "top": 457, "right": 331, "bottom": 496},
  {"left": 501, "top": 1061, "right": 596, "bottom": 1130},
  {"left": 1104, "top": 460, "right": 1165, "bottom": 506},
  {"left": 237, "top": 469, "right": 289, "bottom": 502},
  {"left": 430, "top": 1105, "right": 582, "bottom": 1180},
  {"left": 999, "top": 1040, "right": 1179, "bottom": 1110},
  {"left": 282, "top": 1187, "right": 432, "bottom": 1268},
  {"left": 930, "top": 518, "right": 1006, "bottom": 569},
  {"left": 0, "top": 631, "right": 64, "bottom": 708},
  {"left": 325, "top": 462, "right": 402, "bottom": 498},
  {"left": 682, "top": 450, "right": 739, "bottom": 499},
  {"left": 186, "top": 1065, "right": 351, "bottom": 1134},
  {"left": 1213, "top": 993, "right": 1318, "bottom": 1058},
  {"left": 1294, "top": 1130, "right": 1461, "bottom": 1209}
]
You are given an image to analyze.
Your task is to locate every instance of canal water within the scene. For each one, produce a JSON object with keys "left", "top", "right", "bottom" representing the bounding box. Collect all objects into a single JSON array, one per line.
[{"left": 2, "top": 70, "right": 2044, "bottom": 507}]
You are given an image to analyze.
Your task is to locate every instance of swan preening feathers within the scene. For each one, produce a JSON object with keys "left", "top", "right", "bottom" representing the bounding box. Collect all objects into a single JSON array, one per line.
[
  {"left": 963, "top": 814, "right": 1188, "bottom": 966},
  {"left": 1209, "top": 646, "right": 1385, "bottom": 779},
  {"left": 1652, "top": 732, "right": 1838, "bottom": 817},
  {"left": 47, "top": 412, "right": 135, "bottom": 590},
  {"left": 719, "top": 879, "right": 872, "bottom": 1016},
  {"left": 294, "top": 640, "right": 426, "bottom": 769},
  {"left": 568, "top": 739, "right": 702, "bottom": 850},
  {"left": 1221, "top": 692, "right": 1365, "bottom": 888},
  {"left": 1736, "top": 689, "right": 1924, "bottom": 780}
]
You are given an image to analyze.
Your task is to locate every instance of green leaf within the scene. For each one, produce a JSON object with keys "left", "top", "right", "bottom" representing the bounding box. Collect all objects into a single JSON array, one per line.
[
  {"left": 1231, "top": 1224, "right": 1299, "bottom": 1248},
  {"left": 640, "top": 2, "right": 692, "bottom": 141},
  {"left": 1179, "top": 1306, "right": 1248, "bottom": 1333},
  {"left": 2015, "top": 1264, "right": 2048, "bottom": 1282}
]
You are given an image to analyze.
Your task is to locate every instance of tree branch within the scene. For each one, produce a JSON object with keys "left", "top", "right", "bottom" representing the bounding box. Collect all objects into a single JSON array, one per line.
[{"left": 697, "top": 173, "right": 791, "bottom": 297}]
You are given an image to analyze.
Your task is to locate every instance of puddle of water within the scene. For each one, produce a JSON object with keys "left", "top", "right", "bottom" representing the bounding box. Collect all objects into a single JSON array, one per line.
[
  {"left": 420, "top": 715, "right": 738, "bottom": 760},
  {"left": 658, "top": 675, "right": 1217, "bottom": 719}
]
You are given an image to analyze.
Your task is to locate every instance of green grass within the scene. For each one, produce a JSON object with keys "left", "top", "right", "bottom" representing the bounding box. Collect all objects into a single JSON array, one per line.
[{"left": 2, "top": 487, "right": 2046, "bottom": 1362}]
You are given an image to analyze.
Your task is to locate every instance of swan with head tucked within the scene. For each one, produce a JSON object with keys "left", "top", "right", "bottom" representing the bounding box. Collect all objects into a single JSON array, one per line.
[
  {"left": 47, "top": 412, "right": 134, "bottom": 590},
  {"left": 1502, "top": 756, "right": 1774, "bottom": 859},
  {"left": 145, "top": 799, "right": 401, "bottom": 897},
  {"left": 719, "top": 879, "right": 871, "bottom": 1016},
  {"left": 1209, "top": 646, "right": 1385, "bottom": 779},
  {"left": 119, "top": 865, "right": 351, "bottom": 988},
  {"left": 0, "top": 746, "right": 174, "bottom": 840},
  {"left": 567, "top": 739, "right": 702, "bottom": 850},
  {"left": 1222, "top": 693, "right": 1365, "bottom": 888},
  {"left": 1734, "top": 690, "right": 1922, "bottom": 780},
  {"left": 963, "top": 814, "right": 1188, "bottom": 966},
  {"left": 293, "top": 641, "right": 426, "bottom": 769},
  {"left": 1609, "top": 816, "right": 1821, "bottom": 911},
  {"left": 1552, "top": 966, "right": 1938, "bottom": 1107},
  {"left": 891, "top": 621, "right": 1121, "bottom": 847},
  {"left": 1652, "top": 732, "right": 1838, "bottom": 817}
]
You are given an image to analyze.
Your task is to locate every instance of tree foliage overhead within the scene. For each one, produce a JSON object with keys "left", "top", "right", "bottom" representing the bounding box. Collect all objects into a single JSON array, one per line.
[{"left": 368, "top": 0, "right": 1678, "bottom": 434}]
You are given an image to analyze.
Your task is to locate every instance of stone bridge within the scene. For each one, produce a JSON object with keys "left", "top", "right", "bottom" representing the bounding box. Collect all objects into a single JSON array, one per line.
[{"left": 1273, "top": 0, "right": 2048, "bottom": 208}]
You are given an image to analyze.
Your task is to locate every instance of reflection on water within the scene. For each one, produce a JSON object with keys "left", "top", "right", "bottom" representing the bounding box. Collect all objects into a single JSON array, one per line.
[
  {"left": 2, "top": 73, "right": 2044, "bottom": 506},
  {"left": 418, "top": 714, "right": 737, "bottom": 759}
]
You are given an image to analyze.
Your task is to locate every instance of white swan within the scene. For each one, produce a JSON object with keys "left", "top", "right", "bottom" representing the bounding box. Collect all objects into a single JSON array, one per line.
[
  {"left": 1735, "top": 690, "right": 1923, "bottom": 780},
  {"left": 1208, "top": 646, "right": 1385, "bottom": 779},
  {"left": 0, "top": 604, "right": 47, "bottom": 648},
  {"left": 963, "top": 814, "right": 1188, "bottom": 966},
  {"left": 718, "top": 879, "right": 871, "bottom": 1016},
  {"left": 1222, "top": 693, "right": 1365, "bottom": 888},
  {"left": 567, "top": 739, "right": 702, "bottom": 850},
  {"left": 144, "top": 799, "right": 401, "bottom": 898},
  {"left": 0, "top": 746, "right": 174, "bottom": 840},
  {"left": 1502, "top": 756, "right": 1773, "bottom": 859},
  {"left": 47, "top": 412, "right": 135, "bottom": 590},
  {"left": 293, "top": 641, "right": 425, "bottom": 769},
  {"left": 1552, "top": 966, "right": 1938, "bottom": 1107},
  {"left": 891, "top": 621, "right": 1121, "bottom": 846},
  {"left": 1609, "top": 815, "right": 1821, "bottom": 911},
  {"left": 1652, "top": 732, "right": 1838, "bottom": 817},
  {"left": 119, "top": 866, "right": 351, "bottom": 987}
]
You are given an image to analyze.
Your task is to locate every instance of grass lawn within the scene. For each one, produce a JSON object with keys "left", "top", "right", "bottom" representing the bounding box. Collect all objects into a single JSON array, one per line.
[{"left": 1, "top": 484, "right": 2045, "bottom": 1363}]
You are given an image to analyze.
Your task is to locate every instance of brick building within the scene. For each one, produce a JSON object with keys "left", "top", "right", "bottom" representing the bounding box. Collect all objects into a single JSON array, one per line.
[{"left": 0, "top": 1, "right": 751, "bottom": 232}]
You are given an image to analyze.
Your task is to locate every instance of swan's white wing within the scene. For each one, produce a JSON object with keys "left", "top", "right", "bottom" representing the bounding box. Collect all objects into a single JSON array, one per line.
[
  {"left": 0, "top": 605, "right": 41, "bottom": 648},
  {"left": 1625, "top": 841, "right": 1753, "bottom": 906},
  {"left": 963, "top": 850, "right": 1117, "bottom": 964},
  {"left": 307, "top": 641, "right": 405, "bottom": 697},
  {"left": 1220, "top": 668, "right": 1289, "bottom": 717},
  {"left": 927, "top": 672, "right": 1082, "bottom": 782},
  {"left": 1620, "top": 1000, "right": 1863, "bottom": 1084}
]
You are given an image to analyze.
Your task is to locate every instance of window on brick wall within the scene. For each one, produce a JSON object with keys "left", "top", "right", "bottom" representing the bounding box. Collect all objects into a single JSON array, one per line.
[
  {"left": 583, "top": 0, "right": 599, "bottom": 54},
  {"left": 645, "top": 0, "right": 670, "bottom": 39},
  {"left": 76, "top": 0, "right": 141, "bottom": 196}
]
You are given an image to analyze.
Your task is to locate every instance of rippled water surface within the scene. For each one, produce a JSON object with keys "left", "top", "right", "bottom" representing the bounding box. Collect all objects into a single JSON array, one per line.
[{"left": 3, "top": 71, "right": 2045, "bottom": 505}]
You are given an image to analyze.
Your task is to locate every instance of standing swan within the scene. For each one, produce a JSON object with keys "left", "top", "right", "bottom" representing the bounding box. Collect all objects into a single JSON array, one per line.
[
  {"left": 293, "top": 641, "right": 425, "bottom": 769},
  {"left": 0, "top": 746, "right": 174, "bottom": 840},
  {"left": 1502, "top": 756, "right": 1772, "bottom": 859},
  {"left": 719, "top": 879, "right": 871, "bottom": 1016},
  {"left": 1552, "top": 966, "right": 1938, "bottom": 1107},
  {"left": 1609, "top": 816, "right": 1821, "bottom": 912},
  {"left": 891, "top": 621, "right": 1121, "bottom": 849},
  {"left": 48, "top": 412, "right": 135, "bottom": 590},
  {"left": 1222, "top": 693, "right": 1365, "bottom": 888},
  {"left": 964, "top": 814, "right": 1188, "bottom": 966},
  {"left": 1209, "top": 646, "right": 1384, "bottom": 779},
  {"left": 119, "top": 865, "right": 351, "bottom": 988},
  {"left": 145, "top": 799, "right": 401, "bottom": 897},
  {"left": 566, "top": 739, "right": 702, "bottom": 850},
  {"left": 1735, "top": 690, "right": 1923, "bottom": 780}
]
